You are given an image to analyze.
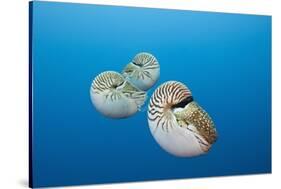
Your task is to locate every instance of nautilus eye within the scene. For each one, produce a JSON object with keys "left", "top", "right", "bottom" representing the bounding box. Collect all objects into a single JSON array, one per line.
[
  {"left": 122, "top": 52, "right": 160, "bottom": 91},
  {"left": 90, "top": 71, "right": 146, "bottom": 118},
  {"left": 147, "top": 81, "right": 217, "bottom": 157}
]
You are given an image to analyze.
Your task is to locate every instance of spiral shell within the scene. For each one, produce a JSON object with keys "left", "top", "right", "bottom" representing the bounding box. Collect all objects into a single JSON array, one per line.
[
  {"left": 147, "top": 81, "right": 217, "bottom": 157},
  {"left": 90, "top": 71, "right": 146, "bottom": 118},
  {"left": 122, "top": 52, "right": 160, "bottom": 91}
]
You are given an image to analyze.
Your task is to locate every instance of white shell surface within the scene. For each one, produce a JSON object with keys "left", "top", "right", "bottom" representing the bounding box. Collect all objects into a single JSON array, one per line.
[
  {"left": 123, "top": 52, "right": 160, "bottom": 91},
  {"left": 90, "top": 71, "right": 146, "bottom": 118},
  {"left": 148, "top": 115, "right": 205, "bottom": 157},
  {"left": 147, "top": 81, "right": 217, "bottom": 157}
]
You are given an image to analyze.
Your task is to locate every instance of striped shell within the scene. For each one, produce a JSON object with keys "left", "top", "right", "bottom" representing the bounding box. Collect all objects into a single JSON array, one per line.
[
  {"left": 147, "top": 81, "right": 217, "bottom": 157},
  {"left": 90, "top": 71, "right": 146, "bottom": 118},
  {"left": 122, "top": 52, "right": 160, "bottom": 91}
]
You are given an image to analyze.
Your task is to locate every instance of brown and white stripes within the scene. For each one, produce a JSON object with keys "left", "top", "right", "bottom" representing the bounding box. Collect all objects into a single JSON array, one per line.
[{"left": 148, "top": 81, "right": 192, "bottom": 132}]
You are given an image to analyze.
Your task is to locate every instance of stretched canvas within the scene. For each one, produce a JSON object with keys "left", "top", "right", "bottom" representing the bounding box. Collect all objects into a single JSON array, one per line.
[{"left": 29, "top": 1, "right": 272, "bottom": 188}]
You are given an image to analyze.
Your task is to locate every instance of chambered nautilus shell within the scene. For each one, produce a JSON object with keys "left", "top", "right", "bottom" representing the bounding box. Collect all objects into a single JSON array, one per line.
[
  {"left": 90, "top": 71, "right": 146, "bottom": 118},
  {"left": 122, "top": 52, "right": 160, "bottom": 91},
  {"left": 147, "top": 81, "right": 217, "bottom": 157}
]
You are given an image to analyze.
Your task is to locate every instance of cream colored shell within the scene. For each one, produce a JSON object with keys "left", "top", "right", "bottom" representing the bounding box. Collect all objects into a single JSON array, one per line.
[
  {"left": 90, "top": 71, "right": 146, "bottom": 118},
  {"left": 147, "top": 81, "right": 217, "bottom": 157},
  {"left": 122, "top": 52, "right": 160, "bottom": 91}
]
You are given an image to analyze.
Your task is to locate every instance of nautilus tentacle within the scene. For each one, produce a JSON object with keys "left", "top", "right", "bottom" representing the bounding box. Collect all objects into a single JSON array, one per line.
[
  {"left": 147, "top": 81, "right": 217, "bottom": 157},
  {"left": 90, "top": 71, "right": 146, "bottom": 118},
  {"left": 122, "top": 52, "right": 160, "bottom": 91}
]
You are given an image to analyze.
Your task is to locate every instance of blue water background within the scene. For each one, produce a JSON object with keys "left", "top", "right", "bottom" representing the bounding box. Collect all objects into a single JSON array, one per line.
[{"left": 31, "top": 1, "right": 271, "bottom": 187}]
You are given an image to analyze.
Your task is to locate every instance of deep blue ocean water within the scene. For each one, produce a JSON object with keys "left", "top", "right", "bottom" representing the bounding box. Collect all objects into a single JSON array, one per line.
[{"left": 30, "top": 1, "right": 271, "bottom": 187}]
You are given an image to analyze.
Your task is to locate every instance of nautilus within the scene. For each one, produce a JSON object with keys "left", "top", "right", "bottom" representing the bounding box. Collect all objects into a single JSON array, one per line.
[
  {"left": 90, "top": 71, "right": 146, "bottom": 118},
  {"left": 122, "top": 52, "right": 160, "bottom": 91},
  {"left": 147, "top": 81, "right": 217, "bottom": 157}
]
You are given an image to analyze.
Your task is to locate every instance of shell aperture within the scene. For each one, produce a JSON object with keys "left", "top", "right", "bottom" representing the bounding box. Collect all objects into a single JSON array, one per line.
[
  {"left": 122, "top": 52, "right": 160, "bottom": 91},
  {"left": 90, "top": 71, "right": 146, "bottom": 118},
  {"left": 147, "top": 81, "right": 217, "bottom": 157}
]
